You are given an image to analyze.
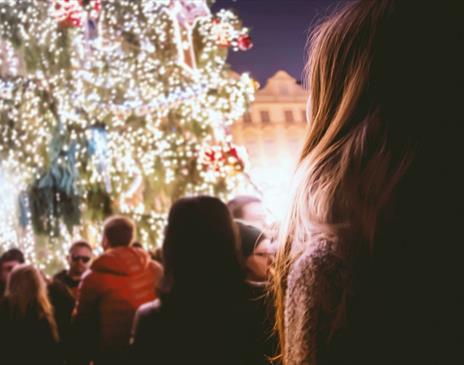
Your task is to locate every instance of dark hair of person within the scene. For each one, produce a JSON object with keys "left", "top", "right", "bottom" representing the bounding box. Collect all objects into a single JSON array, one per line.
[
  {"left": 103, "top": 215, "right": 136, "bottom": 247},
  {"left": 160, "top": 196, "right": 245, "bottom": 302},
  {"left": 1, "top": 248, "right": 25, "bottom": 265},
  {"left": 236, "top": 220, "right": 266, "bottom": 259},
  {"left": 151, "top": 247, "right": 163, "bottom": 265},
  {"left": 131, "top": 241, "right": 144, "bottom": 249},
  {"left": 69, "top": 240, "right": 92, "bottom": 253},
  {"left": 227, "top": 195, "right": 262, "bottom": 219}
]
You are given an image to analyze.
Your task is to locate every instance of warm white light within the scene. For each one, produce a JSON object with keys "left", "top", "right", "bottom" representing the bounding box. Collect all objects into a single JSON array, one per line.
[{"left": 0, "top": 0, "right": 255, "bottom": 271}]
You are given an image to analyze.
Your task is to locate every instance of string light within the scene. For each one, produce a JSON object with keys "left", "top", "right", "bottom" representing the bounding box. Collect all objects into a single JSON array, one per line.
[{"left": 0, "top": 0, "right": 256, "bottom": 271}]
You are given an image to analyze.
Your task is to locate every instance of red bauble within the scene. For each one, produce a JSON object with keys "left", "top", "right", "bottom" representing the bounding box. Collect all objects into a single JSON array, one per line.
[{"left": 237, "top": 35, "right": 253, "bottom": 51}]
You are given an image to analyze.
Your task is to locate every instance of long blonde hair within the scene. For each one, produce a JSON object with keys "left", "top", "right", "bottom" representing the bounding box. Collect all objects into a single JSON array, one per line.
[
  {"left": 6, "top": 264, "right": 59, "bottom": 341},
  {"left": 274, "top": 0, "right": 415, "bottom": 360}
]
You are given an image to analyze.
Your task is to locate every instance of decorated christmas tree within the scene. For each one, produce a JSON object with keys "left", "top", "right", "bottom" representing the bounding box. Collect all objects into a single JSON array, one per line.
[{"left": 0, "top": 0, "right": 255, "bottom": 269}]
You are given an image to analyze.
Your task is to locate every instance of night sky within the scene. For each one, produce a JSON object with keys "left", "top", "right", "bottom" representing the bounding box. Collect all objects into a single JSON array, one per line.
[{"left": 212, "top": 0, "right": 343, "bottom": 85}]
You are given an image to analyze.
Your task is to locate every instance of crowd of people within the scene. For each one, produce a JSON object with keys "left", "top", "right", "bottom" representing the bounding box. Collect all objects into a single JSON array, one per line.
[{"left": 0, "top": 195, "right": 277, "bottom": 365}]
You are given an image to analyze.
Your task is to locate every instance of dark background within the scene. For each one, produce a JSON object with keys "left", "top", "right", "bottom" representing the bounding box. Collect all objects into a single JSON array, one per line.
[{"left": 212, "top": 0, "right": 343, "bottom": 85}]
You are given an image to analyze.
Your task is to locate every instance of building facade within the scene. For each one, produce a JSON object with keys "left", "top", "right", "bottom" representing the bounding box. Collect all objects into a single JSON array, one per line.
[{"left": 232, "top": 70, "right": 309, "bottom": 219}]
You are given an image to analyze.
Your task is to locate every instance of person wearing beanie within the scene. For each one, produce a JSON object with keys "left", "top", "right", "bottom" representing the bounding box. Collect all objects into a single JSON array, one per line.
[
  {"left": 236, "top": 221, "right": 275, "bottom": 283},
  {"left": 236, "top": 220, "right": 278, "bottom": 365}
]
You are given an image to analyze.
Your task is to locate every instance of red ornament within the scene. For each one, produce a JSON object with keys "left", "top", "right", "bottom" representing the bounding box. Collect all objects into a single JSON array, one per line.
[
  {"left": 224, "top": 145, "right": 245, "bottom": 172},
  {"left": 54, "top": 0, "right": 101, "bottom": 28},
  {"left": 54, "top": 0, "right": 80, "bottom": 28},
  {"left": 201, "top": 143, "right": 246, "bottom": 174},
  {"left": 228, "top": 147, "right": 239, "bottom": 160},
  {"left": 205, "top": 149, "right": 216, "bottom": 162},
  {"left": 237, "top": 35, "right": 253, "bottom": 51}
]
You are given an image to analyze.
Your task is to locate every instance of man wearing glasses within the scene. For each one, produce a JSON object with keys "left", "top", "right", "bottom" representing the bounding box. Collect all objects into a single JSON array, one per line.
[
  {"left": 55, "top": 241, "right": 93, "bottom": 297},
  {"left": 49, "top": 240, "right": 93, "bottom": 361}
]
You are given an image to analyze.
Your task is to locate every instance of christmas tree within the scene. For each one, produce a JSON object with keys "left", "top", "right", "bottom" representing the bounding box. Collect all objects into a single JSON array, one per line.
[{"left": 0, "top": 0, "right": 255, "bottom": 270}]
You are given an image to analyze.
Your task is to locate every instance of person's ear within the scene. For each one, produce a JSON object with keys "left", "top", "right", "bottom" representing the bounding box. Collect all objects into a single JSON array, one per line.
[{"left": 102, "top": 236, "right": 109, "bottom": 251}]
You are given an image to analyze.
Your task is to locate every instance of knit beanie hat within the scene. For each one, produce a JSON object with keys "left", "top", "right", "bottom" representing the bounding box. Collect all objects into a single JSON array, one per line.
[{"left": 236, "top": 220, "right": 265, "bottom": 259}]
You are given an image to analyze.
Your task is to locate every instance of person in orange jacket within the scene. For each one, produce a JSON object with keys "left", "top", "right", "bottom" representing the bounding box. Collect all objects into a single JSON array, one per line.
[{"left": 72, "top": 215, "right": 163, "bottom": 365}]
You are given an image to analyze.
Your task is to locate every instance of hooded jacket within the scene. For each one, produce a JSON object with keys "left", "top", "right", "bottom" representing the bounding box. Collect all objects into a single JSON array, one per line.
[{"left": 73, "top": 246, "right": 163, "bottom": 363}]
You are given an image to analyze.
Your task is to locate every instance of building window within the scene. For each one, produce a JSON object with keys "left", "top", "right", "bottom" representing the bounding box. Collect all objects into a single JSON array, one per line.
[
  {"left": 301, "top": 109, "right": 307, "bottom": 123},
  {"left": 243, "top": 112, "right": 252, "bottom": 124},
  {"left": 260, "top": 110, "right": 271, "bottom": 123},
  {"left": 284, "top": 110, "right": 294, "bottom": 123}
]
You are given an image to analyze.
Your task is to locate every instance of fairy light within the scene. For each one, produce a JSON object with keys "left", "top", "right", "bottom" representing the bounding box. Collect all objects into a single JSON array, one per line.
[{"left": 0, "top": 0, "right": 256, "bottom": 271}]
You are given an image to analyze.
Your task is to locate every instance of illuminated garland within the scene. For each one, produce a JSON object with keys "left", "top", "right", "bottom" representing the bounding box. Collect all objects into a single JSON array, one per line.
[{"left": 0, "top": 0, "right": 256, "bottom": 271}]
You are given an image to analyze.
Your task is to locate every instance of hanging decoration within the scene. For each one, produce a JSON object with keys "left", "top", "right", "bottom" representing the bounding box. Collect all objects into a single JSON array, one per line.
[
  {"left": 52, "top": 0, "right": 101, "bottom": 28},
  {"left": 237, "top": 35, "right": 253, "bottom": 51},
  {"left": 200, "top": 141, "right": 248, "bottom": 177},
  {"left": 211, "top": 10, "right": 253, "bottom": 51},
  {"left": 171, "top": 0, "right": 210, "bottom": 28}
]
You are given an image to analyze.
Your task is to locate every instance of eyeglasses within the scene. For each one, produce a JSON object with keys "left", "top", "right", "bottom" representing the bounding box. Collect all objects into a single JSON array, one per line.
[{"left": 71, "top": 255, "right": 91, "bottom": 264}]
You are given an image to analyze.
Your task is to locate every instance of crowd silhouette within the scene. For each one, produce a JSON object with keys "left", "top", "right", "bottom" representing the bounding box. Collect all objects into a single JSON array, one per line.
[{"left": 0, "top": 196, "right": 277, "bottom": 365}]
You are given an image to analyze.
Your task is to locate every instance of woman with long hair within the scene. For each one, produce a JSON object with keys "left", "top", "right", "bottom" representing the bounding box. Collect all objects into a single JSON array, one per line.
[
  {"left": 274, "top": 1, "right": 463, "bottom": 364},
  {"left": 131, "top": 196, "right": 256, "bottom": 364},
  {"left": 0, "top": 264, "right": 62, "bottom": 364}
]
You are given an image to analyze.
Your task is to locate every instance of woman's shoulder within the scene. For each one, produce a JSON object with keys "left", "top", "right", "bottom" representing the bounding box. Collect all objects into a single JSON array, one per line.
[
  {"left": 287, "top": 242, "right": 346, "bottom": 311},
  {"left": 135, "top": 299, "right": 162, "bottom": 323},
  {"left": 132, "top": 299, "right": 164, "bottom": 344},
  {"left": 289, "top": 242, "right": 344, "bottom": 286}
]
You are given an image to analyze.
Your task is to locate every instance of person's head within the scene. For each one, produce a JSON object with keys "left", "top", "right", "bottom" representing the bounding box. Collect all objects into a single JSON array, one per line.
[
  {"left": 275, "top": 0, "right": 463, "bottom": 357},
  {"left": 6, "top": 264, "right": 58, "bottom": 340},
  {"left": 161, "top": 196, "right": 244, "bottom": 297},
  {"left": 102, "top": 215, "right": 136, "bottom": 250},
  {"left": 151, "top": 247, "right": 163, "bottom": 265},
  {"left": 237, "top": 221, "right": 275, "bottom": 282},
  {"left": 278, "top": 0, "right": 463, "bottom": 270},
  {"left": 131, "top": 241, "right": 144, "bottom": 250},
  {"left": 227, "top": 195, "right": 266, "bottom": 229},
  {"left": 1, "top": 248, "right": 25, "bottom": 284},
  {"left": 67, "top": 241, "right": 92, "bottom": 278}
]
